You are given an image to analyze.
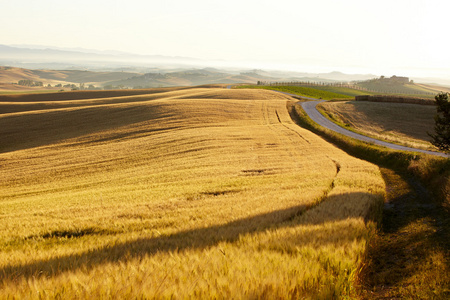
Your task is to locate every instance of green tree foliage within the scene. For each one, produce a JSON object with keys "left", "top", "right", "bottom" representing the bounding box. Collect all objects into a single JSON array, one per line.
[
  {"left": 18, "top": 80, "right": 43, "bottom": 86},
  {"left": 429, "top": 92, "right": 450, "bottom": 152},
  {"left": 18, "top": 79, "right": 34, "bottom": 86}
]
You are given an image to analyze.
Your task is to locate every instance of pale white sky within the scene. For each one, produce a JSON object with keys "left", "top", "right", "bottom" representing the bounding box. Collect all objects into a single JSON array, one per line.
[{"left": 1, "top": 0, "right": 449, "bottom": 77}]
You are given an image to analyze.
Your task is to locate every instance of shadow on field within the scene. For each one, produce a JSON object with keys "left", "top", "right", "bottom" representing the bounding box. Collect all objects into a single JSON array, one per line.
[
  {"left": 1, "top": 192, "right": 376, "bottom": 282},
  {"left": 0, "top": 89, "right": 199, "bottom": 115},
  {"left": 361, "top": 168, "right": 450, "bottom": 296},
  {"left": 0, "top": 102, "right": 179, "bottom": 154},
  {"left": 0, "top": 87, "right": 192, "bottom": 103},
  {"left": 344, "top": 101, "right": 435, "bottom": 142}
]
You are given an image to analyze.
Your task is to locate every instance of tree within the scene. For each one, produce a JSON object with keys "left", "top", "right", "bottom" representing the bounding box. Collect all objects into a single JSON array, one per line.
[
  {"left": 429, "top": 92, "right": 450, "bottom": 152},
  {"left": 18, "top": 79, "right": 33, "bottom": 86}
]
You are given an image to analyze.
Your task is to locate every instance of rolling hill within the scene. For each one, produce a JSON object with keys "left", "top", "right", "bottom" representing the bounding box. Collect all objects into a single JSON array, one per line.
[
  {"left": 0, "top": 87, "right": 384, "bottom": 298},
  {"left": 0, "top": 66, "right": 141, "bottom": 87},
  {"left": 0, "top": 66, "right": 338, "bottom": 90}
]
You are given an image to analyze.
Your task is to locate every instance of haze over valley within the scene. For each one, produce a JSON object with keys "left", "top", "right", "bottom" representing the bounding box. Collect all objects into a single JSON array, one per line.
[{"left": 2, "top": 44, "right": 450, "bottom": 94}]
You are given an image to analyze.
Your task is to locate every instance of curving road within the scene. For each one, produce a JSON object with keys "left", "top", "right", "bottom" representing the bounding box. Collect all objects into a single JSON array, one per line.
[
  {"left": 299, "top": 99, "right": 449, "bottom": 158},
  {"left": 228, "top": 87, "right": 447, "bottom": 157}
]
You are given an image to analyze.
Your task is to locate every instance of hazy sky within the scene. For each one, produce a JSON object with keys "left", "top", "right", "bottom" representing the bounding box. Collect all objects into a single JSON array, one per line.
[{"left": 1, "top": 0, "right": 449, "bottom": 77}]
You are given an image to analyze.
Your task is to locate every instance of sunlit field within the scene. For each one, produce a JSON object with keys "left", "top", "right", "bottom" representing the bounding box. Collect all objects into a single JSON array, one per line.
[
  {"left": 318, "top": 100, "right": 437, "bottom": 151},
  {"left": 236, "top": 85, "right": 356, "bottom": 100},
  {"left": 0, "top": 88, "right": 384, "bottom": 298}
]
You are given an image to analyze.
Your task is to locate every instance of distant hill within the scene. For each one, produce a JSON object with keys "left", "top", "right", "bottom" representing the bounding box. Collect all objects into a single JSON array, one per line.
[
  {"left": 0, "top": 66, "right": 141, "bottom": 88},
  {"left": 356, "top": 76, "right": 436, "bottom": 96},
  {"left": 105, "top": 69, "right": 278, "bottom": 88},
  {"left": 1, "top": 65, "right": 444, "bottom": 93},
  {"left": 0, "top": 66, "right": 276, "bottom": 89},
  {"left": 104, "top": 69, "right": 379, "bottom": 89},
  {"left": 1, "top": 44, "right": 449, "bottom": 87},
  {"left": 2, "top": 44, "right": 446, "bottom": 91},
  {"left": 0, "top": 66, "right": 343, "bottom": 90}
]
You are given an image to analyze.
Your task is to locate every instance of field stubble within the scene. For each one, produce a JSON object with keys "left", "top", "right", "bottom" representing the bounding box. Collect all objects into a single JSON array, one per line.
[
  {"left": 318, "top": 100, "right": 437, "bottom": 151},
  {"left": 0, "top": 88, "right": 385, "bottom": 298}
]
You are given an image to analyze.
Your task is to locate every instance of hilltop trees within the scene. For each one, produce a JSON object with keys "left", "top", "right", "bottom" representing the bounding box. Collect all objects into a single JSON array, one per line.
[
  {"left": 18, "top": 79, "right": 43, "bottom": 86},
  {"left": 429, "top": 92, "right": 450, "bottom": 152}
]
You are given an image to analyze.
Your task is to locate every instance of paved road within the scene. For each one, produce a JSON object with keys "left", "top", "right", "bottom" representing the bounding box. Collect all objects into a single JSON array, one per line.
[{"left": 299, "top": 100, "right": 449, "bottom": 158}]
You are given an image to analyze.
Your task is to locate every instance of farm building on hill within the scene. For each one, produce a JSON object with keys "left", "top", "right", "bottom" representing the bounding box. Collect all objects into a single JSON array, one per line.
[
  {"left": 389, "top": 75, "right": 410, "bottom": 84},
  {"left": 379, "top": 75, "right": 410, "bottom": 84}
]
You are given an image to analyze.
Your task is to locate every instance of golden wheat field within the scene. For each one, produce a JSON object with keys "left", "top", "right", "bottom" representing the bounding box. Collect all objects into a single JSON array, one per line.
[{"left": 0, "top": 88, "right": 385, "bottom": 298}]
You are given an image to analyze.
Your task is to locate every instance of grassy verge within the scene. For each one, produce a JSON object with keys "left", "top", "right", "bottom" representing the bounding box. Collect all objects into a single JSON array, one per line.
[
  {"left": 235, "top": 85, "right": 354, "bottom": 100},
  {"left": 288, "top": 101, "right": 450, "bottom": 298}
]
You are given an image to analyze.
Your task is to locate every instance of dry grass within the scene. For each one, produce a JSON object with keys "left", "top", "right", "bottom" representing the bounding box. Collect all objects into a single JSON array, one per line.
[
  {"left": 0, "top": 67, "right": 142, "bottom": 89},
  {"left": 0, "top": 88, "right": 385, "bottom": 298},
  {"left": 355, "top": 95, "right": 435, "bottom": 105},
  {"left": 0, "top": 87, "right": 192, "bottom": 103},
  {"left": 0, "top": 67, "right": 43, "bottom": 83},
  {"left": 319, "top": 100, "right": 437, "bottom": 151}
]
